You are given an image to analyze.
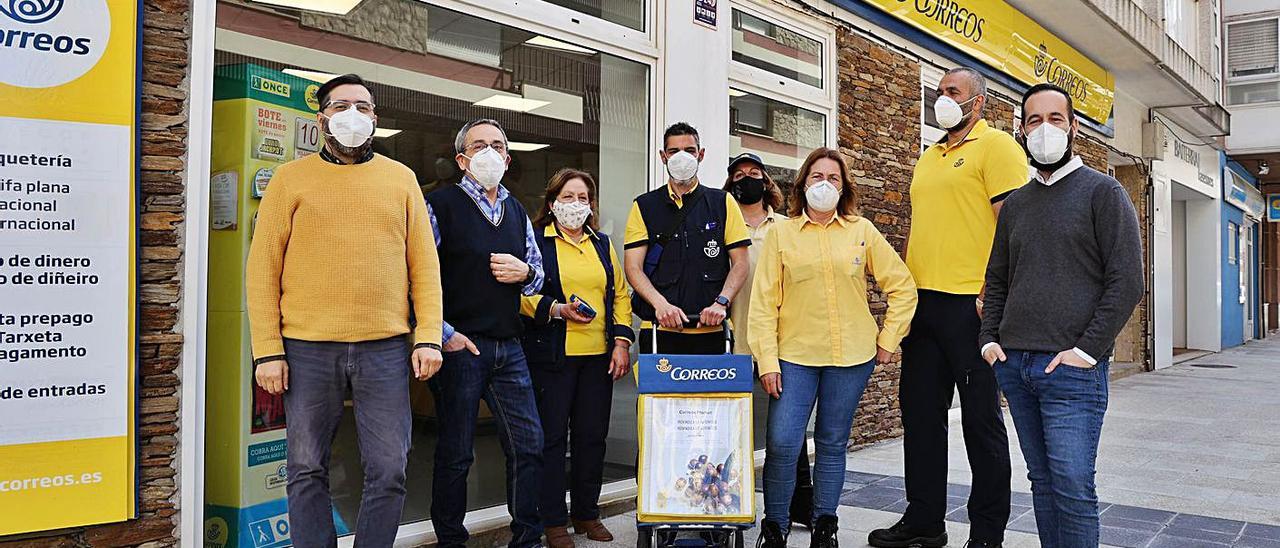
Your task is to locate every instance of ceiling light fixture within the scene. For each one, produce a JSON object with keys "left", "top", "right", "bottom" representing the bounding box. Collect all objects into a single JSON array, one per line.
[
  {"left": 729, "top": 89, "right": 749, "bottom": 98},
  {"left": 283, "top": 68, "right": 341, "bottom": 83},
  {"left": 251, "top": 0, "right": 363, "bottom": 15},
  {"left": 374, "top": 128, "right": 402, "bottom": 139},
  {"left": 508, "top": 142, "right": 550, "bottom": 152},
  {"left": 1260, "top": 161, "right": 1270, "bottom": 176},
  {"left": 473, "top": 94, "right": 551, "bottom": 113},
  {"left": 524, "top": 36, "right": 594, "bottom": 55}
]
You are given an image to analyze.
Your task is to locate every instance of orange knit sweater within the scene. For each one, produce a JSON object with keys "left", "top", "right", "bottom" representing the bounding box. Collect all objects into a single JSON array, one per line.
[{"left": 246, "top": 153, "right": 443, "bottom": 359}]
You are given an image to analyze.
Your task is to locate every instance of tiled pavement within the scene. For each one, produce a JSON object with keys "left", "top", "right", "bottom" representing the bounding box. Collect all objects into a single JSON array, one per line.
[{"left": 839, "top": 471, "right": 1280, "bottom": 548}]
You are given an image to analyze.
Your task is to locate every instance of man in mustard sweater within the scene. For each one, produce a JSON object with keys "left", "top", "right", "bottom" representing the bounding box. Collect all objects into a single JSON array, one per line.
[{"left": 246, "top": 74, "right": 443, "bottom": 548}]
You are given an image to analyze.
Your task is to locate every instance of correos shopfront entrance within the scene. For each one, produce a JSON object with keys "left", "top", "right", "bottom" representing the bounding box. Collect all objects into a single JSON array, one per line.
[{"left": 202, "top": 1, "right": 658, "bottom": 545}]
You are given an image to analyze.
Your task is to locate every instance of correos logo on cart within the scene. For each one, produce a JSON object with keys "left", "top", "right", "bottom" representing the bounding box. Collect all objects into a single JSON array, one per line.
[
  {"left": 0, "top": 0, "right": 111, "bottom": 88},
  {"left": 656, "top": 358, "right": 738, "bottom": 381}
]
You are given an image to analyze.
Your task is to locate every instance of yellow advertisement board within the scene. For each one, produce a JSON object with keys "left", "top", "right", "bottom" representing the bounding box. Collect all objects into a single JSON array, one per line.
[
  {"left": 859, "top": 0, "right": 1116, "bottom": 123},
  {"left": 0, "top": 0, "right": 139, "bottom": 535}
]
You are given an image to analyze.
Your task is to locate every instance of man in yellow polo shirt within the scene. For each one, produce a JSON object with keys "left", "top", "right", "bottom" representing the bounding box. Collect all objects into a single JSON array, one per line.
[
  {"left": 870, "top": 68, "right": 1027, "bottom": 548},
  {"left": 623, "top": 122, "right": 751, "bottom": 355}
]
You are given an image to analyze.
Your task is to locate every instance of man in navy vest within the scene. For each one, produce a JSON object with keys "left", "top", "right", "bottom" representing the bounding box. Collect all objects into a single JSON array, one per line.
[
  {"left": 425, "top": 119, "right": 546, "bottom": 548},
  {"left": 623, "top": 123, "right": 752, "bottom": 355}
]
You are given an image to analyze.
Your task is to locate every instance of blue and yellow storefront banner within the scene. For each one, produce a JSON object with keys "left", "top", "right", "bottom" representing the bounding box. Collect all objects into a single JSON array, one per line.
[
  {"left": 856, "top": 0, "right": 1116, "bottom": 124},
  {"left": 0, "top": 0, "right": 139, "bottom": 535}
]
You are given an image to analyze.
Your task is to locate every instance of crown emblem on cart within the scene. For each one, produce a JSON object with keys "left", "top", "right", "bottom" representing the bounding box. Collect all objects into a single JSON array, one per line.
[{"left": 656, "top": 358, "right": 673, "bottom": 373}]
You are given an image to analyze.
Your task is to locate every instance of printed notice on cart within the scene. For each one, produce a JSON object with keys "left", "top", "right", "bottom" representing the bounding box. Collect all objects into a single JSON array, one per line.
[
  {"left": 639, "top": 396, "right": 754, "bottom": 521},
  {"left": 0, "top": 0, "right": 140, "bottom": 536}
]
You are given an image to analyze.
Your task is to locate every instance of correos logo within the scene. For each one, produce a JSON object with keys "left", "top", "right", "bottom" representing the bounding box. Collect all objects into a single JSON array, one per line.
[
  {"left": 668, "top": 367, "right": 738, "bottom": 382},
  {"left": 0, "top": 0, "right": 111, "bottom": 88}
]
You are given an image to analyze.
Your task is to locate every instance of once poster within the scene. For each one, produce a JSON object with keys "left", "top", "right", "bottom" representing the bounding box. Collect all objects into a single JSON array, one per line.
[
  {"left": 0, "top": 0, "right": 140, "bottom": 535},
  {"left": 639, "top": 395, "right": 754, "bottom": 521}
]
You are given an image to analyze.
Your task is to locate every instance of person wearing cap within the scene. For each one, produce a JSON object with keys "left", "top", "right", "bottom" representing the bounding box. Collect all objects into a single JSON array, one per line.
[
  {"left": 624, "top": 122, "right": 751, "bottom": 355},
  {"left": 725, "top": 152, "right": 817, "bottom": 528},
  {"left": 520, "top": 168, "right": 635, "bottom": 548}
]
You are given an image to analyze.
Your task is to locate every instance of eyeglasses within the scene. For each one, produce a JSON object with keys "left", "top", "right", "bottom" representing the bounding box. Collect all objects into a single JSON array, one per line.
[
  {"left": 465, "top": 141, "right": 508, "bottom": 155},
  {"left": 324, "top": 100, "right": 376, "bottom": 115}
]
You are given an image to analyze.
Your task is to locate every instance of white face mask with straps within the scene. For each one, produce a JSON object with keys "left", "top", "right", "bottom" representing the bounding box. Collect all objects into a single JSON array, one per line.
[
  {"left": 666, "top": 151, "right": 700, "bottom": 182},
  {"left": 465, "top": 147, "right": 507, "bottom": 190},
  {"left": 322, "top": 108, "right": 375, "bottom": 148},
  {"left": 805, "top": 181, "right": 841, "bottom": 213}
]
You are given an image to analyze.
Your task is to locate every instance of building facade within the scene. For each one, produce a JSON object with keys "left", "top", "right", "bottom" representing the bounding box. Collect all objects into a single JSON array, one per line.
[
  {"left": 0, "top": 0, "right": 1229, "bottom": 546},
  {"left": 1224, "top": 0, "right": 1280, "bottom": 336}
]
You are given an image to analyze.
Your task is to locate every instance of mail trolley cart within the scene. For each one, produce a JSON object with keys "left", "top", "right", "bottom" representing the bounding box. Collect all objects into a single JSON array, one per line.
[{"left": 635, "top": 326, "right": 755, "bottom": 548}]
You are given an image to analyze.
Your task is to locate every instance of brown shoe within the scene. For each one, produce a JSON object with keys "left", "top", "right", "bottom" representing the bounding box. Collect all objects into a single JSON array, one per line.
[
  {"left": 572, "top": 519, "right": 614, "bottom": 542},
  {"left": 545, "top": 525, "right": 575, "bottom": 548}
]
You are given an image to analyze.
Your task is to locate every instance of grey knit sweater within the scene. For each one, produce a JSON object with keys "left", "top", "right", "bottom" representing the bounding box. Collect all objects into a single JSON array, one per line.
[{"left": 979, "top": 164, "right": 1144, "bottom": 360}]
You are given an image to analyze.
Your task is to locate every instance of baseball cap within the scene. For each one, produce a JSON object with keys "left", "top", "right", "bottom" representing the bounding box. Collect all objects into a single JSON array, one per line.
[{"left": 727, "top": 152, "right": 764, "bottom": 174}]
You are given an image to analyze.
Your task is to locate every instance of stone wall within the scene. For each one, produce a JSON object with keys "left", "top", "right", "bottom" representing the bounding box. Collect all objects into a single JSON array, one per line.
[
  {"left": 0, "top": 0, "right": 192, "bottom": 546},
  {"left": 836, "top": 28, "right": 920, "bottom": 446}
]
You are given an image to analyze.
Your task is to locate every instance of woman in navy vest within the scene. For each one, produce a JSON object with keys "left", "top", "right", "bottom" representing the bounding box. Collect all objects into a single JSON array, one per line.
[{"left": 520, "top": 168, "right": 635, "bottom": 548}]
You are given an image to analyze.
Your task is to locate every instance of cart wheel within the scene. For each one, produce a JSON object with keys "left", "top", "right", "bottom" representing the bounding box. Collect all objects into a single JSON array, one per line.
[{"left": 637, "top": 526, "right": 652, "bottom": 548}]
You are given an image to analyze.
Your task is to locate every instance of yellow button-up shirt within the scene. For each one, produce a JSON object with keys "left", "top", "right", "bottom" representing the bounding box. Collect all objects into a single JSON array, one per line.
[
  {"left": 521, "top": 225, "right": 632, "bottom": 356},
  {"left": 748, "top": 213, "right": 918, "bottom": 376}
]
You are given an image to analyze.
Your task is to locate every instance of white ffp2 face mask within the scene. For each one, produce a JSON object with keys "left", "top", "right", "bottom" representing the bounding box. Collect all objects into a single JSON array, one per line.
[
  {"left": 934, "top": 95, "right": 977, "bottom": 130},
  {"left": 465, "top": 147, "right": 508, "bottom": 190},
  {"left": 805, "top": 181, "right": 841, "bottom": 213},
  {"left": 324, "top": 108, "right": 375, "bottom": 148},
  {"left": 666, "top": 151, "right": 700, "bottom": 182},
  {"left": 551, "top": 200, "right": 592, "bottom": 230},
  {"left": 1025, "top": 123, "right": 1071, "bottom": 166}
]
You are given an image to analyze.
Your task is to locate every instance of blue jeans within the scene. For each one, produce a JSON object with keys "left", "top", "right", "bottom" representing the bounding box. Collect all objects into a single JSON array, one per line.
[
  {"left": 429, "top": 336, "right": 544, "bottom": 548},
  {"left": 994, "top": 351, "right": 1110, "bottom": 548},
  {"left": 764, "top": 359, "right": 875, "bottom": 532},
  {"left": 282, "top": 337, "right": 412, "bottom": 548}
]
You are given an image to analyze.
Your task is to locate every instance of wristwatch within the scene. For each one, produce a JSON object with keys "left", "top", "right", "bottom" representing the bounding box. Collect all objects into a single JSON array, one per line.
[
  {"left": 714, "top": 295, "right": 730, "bottom": 307},
  {"left": 523, "top": 263, "right": 536, "bottom": 284}
]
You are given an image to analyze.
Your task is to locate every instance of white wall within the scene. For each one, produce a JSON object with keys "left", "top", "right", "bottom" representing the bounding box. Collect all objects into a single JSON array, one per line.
[
  {"left": 1111, "top": 90, "right": 1148, "bottom": 157},
  {"left": 1185, "top": 197, "right": 1224, "bottom": 352},
  {"left": 662, "top": 1, "right": 730, "bottom": 188},
  {"left": 1172, "top": 201, "right": 1188, "bottom": 348},
  {"left": 1225, "top": 0, "right": 1280, "bottom": 17},
  {"left": 1226, "top": 103, "right": 1280, "bottom": 154},
  {"left": 1153, "top": 175, "right": 1174, "bottom": 369}
]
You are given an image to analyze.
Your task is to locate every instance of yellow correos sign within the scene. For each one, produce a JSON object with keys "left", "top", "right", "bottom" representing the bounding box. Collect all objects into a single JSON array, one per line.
[
  {"left": 862, "top": 0, "right": 1116, "bottom": 123},
  {"left": 0, "top": 0, "right": 139, "bottom": 535}
]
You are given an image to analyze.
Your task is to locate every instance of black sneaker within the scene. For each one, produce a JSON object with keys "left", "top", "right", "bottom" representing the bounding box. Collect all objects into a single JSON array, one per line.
[
  {"left": 867, "top": 520, "right": 947, "bottom": 548},
  {"left": 757, "top": 520, "right": 787, "bottom": 548},
  {"left": 964, "top": 541, "right": 1002, "bottom": 548},
  {"left": 809, "top": 515, "right": 838, "bottom": 548},
  {"left": 791, "top": 485, "right": 814, "bottom": 529}
]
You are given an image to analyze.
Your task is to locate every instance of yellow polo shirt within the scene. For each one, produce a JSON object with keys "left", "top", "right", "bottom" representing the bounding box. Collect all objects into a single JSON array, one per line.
[
  {"left": 906, "top": 119, "right": 1028, "bottom": 295},
  {"left": 624, "top": 181, "right": 751, "bottom": 334},
  {"left": 748, "top": 213, "right": 918, "bottom": 376},
  {"left": 521, "top": 225, "right": 632, "bottom": 356}
]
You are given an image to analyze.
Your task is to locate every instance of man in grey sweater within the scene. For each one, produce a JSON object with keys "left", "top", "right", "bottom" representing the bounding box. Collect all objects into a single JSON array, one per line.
[{"left": 980, "top": 83, "right": 1143, "bottom": 548}]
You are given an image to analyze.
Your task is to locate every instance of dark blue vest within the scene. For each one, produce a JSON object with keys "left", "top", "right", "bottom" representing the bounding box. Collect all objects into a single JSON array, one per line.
[
  {"left": 426, "top": 184, "right": 528, "bottom": 339},
  {"left": 626, "top": 186, "right": 732, "bottom": 321},
  {"left": 521, "top": 228, "right": 634, "bottom": 370}
]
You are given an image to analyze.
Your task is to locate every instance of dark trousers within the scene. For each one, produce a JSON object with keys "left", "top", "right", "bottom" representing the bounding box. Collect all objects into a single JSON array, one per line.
[
  {"left": 429, "top": 336, "right": 544, "bottom": 548},
  {"left": 900, "top": 290, "right": 1011, "bottom": 542},
  {"left": 282, "top": 337, "right": 411, "bottom": 548},
  {"left": 530, "top": 354, "right": 614, "bottom": 526}
]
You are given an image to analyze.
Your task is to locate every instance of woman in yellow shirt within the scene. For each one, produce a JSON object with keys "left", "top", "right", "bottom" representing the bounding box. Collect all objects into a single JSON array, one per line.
[
  {"left": 748, "top": 148, "right": 918, "bottom": 548},
  {"left": 519, "top": 169, "right": 633, "bottom": 548}
]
